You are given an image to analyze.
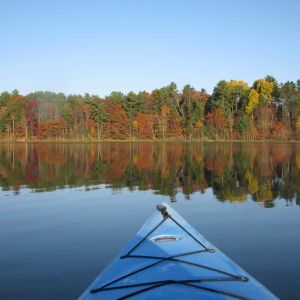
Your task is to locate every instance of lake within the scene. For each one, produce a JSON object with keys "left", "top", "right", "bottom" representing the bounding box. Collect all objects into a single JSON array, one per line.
[{"left": 0, "top": 142, "right": 299, "bottom": 299}]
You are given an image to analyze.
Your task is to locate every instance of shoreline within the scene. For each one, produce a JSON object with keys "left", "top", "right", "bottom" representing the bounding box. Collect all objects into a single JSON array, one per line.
[{"left": 0, "top": 139, "right": 299, "bottom": 144}]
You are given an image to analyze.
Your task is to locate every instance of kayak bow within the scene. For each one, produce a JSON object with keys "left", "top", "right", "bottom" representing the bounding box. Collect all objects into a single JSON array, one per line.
[{"left": 79, "top": 203, "right": 278, "bottom": 299}]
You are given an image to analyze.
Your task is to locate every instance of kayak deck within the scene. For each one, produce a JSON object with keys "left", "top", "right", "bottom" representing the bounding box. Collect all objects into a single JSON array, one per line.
[{"left": 79, "top": 203, "right": 277, "bottom": 299}]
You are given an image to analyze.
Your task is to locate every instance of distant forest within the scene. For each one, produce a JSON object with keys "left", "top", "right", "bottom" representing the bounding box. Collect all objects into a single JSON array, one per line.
[{"left": 1, "top": 75, "right": 300, "bottom": 141}]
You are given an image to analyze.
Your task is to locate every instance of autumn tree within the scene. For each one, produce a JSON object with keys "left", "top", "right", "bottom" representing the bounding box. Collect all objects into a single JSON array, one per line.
[
  {"left": 135, "top": 112, "right": 154, "bottom": 139},
  {"left": 103, "top": 103, "right": 130, "bottom": 139},
  {"left": 206, "top": 108, "right": 228, "bottom": 139},
  {"left": 25, "top": 91, "right": 65, "bottom": 123},
  {"left": 253, "top": 79, "right": 274, "bottom": 105},
  {"left": 245, "top": 89, "right": 259, "bottom": 139},
  {"left": 25, "top": 100, "right": 39, "bottom": 138},
  {"left": 246, "top": 89, "right": 259, "bottom": 115},
  {"left": 166, "top": 114, "right": 183, "bottom": 138},
  {"left": 36, "top": 120, "right": 60, "bottom": 139}
]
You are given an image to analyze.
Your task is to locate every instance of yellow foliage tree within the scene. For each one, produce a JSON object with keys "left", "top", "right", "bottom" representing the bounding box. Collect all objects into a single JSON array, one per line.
[
  {"left": 227, "top": 80, "right": 249, "bottom": 90},
  {"left": 226, "top": 80, "right": 249, "bottom": 111},
  {"left": 253, "top": 79, "right": 274, "bottom": 105},
  {"left": 246, "top": 89, "right": 259, "bottom": 115}
]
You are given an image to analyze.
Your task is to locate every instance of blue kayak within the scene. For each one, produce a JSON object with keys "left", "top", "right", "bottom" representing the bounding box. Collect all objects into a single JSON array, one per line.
[{"left": 79, "top": 203, "right": 278, "bottom": 299}]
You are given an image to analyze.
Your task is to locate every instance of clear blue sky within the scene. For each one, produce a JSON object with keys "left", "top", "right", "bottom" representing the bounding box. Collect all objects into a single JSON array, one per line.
[{"left": 0, "top": 0, "right": 299, "bottom": 96}]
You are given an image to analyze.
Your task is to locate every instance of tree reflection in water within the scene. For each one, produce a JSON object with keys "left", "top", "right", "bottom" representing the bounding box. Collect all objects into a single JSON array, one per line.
[{"left": 0, "top": 142, "right": 299, "bottom": 207}]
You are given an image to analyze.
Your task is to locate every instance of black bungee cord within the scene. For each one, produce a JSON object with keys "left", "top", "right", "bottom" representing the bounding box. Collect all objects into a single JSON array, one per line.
[{"left": 90, "top": 205, "right": 248, "bottom": 299}]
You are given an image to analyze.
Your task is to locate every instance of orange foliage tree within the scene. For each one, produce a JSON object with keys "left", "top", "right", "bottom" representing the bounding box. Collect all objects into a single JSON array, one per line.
[
  {"left": 166, "top": 114, "right": 183, "bottom": 138},
  {"left": 135, "top": 112, "right": 154, "bottom": 139},
  {"left": 103, "top": 103, "right": 130, "bottom": 139},
  {"left": 36, "top": 120, "right": 60, "bottom": 139},
  {"left": 206, "top": 108, "right": 228, "bottom": 139}
]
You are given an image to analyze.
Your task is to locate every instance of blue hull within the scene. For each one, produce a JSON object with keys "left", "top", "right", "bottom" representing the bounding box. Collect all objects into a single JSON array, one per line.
[{"left": 79, "top": 203, "right": 278, "bottom": 299}]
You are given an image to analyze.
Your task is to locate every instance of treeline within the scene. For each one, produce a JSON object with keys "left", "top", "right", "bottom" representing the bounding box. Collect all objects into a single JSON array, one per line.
[
  {"left": 1, "top": 75, "right": 300, "bottom": 140},
  {"left": 0, "top": 143, "right": 299, "bottom": 206}
]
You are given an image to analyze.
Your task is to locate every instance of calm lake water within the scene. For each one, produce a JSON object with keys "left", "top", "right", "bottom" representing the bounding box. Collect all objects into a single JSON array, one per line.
[{"left": 0, "top": 142, "right": 299, "bottom": 299}]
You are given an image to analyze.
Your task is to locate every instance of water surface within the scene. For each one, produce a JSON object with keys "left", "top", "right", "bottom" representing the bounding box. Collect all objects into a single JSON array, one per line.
[{"left": 0, "top": 142, "right": 299, "bottom": 299}]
